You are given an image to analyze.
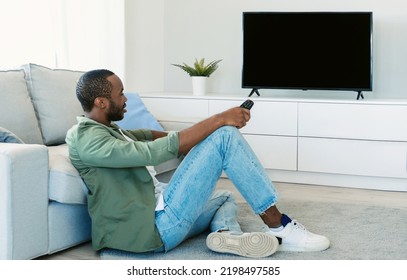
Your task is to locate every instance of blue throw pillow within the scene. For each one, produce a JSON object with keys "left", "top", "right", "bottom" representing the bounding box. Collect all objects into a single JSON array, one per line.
[
  {"left": 115, "top": 93, "right": 164, "bottom": 131},
  {"left": 0, "top": 127, "right": 24, "bottom": 143}
]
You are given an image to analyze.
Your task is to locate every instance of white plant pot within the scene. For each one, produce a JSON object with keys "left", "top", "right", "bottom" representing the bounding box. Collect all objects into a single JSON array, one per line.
[{"left": 191, "top": 76, "right": 207, "bottom": 96}]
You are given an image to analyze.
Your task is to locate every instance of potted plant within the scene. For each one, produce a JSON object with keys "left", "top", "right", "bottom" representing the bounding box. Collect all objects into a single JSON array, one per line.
[{"left": 172, "top": 58, "right": 222, "bottom": 95}]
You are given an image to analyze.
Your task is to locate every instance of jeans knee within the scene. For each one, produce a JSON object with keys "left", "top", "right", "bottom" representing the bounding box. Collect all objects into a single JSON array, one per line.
[
  {"left": 216, "top": 125, "right": 239, "bottom": 136},
  {"left": 211, "top": 126, "right": 242, "bottom": 146},
  {"left": 211, "top": 189, "right": 236, "bottom": 204}
]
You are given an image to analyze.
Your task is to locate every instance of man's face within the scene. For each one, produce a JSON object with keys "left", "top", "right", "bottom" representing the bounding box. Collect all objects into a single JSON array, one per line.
[{"left": 106, "top": 75, "right": 127, "bottom": 121}]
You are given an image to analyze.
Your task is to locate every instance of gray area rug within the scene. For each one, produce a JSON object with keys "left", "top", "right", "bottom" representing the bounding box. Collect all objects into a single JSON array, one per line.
[{"left": 100, "top": 200, "right": 407, "bottom": 260}]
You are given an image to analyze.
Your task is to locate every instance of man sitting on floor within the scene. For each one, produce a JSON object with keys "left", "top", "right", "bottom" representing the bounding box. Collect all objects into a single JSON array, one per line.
[{"left": 66, "top": 69, "right": 330, "bottom": 258}]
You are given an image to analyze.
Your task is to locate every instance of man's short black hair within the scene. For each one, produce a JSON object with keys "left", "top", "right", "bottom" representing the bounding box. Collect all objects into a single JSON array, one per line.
[{"left": 76, "top": 69, "right": 115, "bottom": 112}]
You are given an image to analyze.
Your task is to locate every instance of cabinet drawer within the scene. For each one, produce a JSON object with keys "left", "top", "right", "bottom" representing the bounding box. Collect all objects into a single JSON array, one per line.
[
  {"left": 299, "top": 103, "right": 407, "bottom": 141},
  {"left": 142, "top": 97, "right": 208, "bottom": 122},
  {"left": 209, "top": 100, "right": 297, "bottom": 136},
  {"left": 244, "top": 135, "right": 297, "bottom": 171},
  {"left": 298, "top": 137, "right": 407, "bottom": 178}
]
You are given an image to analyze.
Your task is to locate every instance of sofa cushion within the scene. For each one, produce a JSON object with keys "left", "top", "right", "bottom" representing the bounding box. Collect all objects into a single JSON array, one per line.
[
  {"left": 115, "top": 93, "right": 164, "bottom": 131},
  {"left": 0, "top": 127, "right": 24, "bottom": 143},
  {"left": 0, "top": 69, "right": 43, "bottom": 144},
  {"left": 48, "top": 145, "right": 87, "bottom": 204},
  {"left": 23, "top": 64, "right": 84, "bottom": 146}
]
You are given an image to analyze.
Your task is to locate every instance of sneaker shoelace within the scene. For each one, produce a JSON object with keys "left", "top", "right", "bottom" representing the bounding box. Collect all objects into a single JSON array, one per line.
[{"left": 291, "top": 220, "right": 307, "bottom": 232}]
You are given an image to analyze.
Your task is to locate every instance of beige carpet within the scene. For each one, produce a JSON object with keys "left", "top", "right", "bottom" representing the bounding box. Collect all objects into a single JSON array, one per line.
[{"left": 100, "top": 200, "right": 407, "bottom": 260}]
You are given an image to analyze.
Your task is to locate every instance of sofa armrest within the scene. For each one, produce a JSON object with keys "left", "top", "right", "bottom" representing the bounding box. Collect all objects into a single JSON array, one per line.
[{"left": 0, "top": 143, "right": 49, "bottom": 259}]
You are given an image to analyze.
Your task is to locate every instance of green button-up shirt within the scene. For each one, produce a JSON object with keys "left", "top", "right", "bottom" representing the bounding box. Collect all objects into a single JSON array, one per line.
[{"left": 65, "top": 116, "right": 179, "bottom": 253}]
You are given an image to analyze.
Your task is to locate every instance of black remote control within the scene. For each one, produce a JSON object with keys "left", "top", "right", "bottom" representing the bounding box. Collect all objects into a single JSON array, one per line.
[{"left": 240, "top": 99, "right": 254, "bottom": 110}]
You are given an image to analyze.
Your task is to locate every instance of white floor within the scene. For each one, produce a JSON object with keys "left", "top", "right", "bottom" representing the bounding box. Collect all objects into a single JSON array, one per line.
[{"left": 36, "top": 179, "right": 407, "bottom": 260}]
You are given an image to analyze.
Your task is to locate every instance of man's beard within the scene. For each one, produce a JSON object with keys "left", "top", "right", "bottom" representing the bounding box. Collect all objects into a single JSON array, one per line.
[{"left": 107, "top": 102, "right": 125, "bottom": 121}]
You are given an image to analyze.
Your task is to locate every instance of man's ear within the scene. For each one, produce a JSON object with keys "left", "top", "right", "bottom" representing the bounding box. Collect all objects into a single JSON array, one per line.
[{"left": 94, "top": 97, "right": 108, "bottom": 109}]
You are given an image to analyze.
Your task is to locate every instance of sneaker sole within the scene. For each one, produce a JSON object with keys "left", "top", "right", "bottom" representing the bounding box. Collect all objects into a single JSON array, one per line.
[{"left": 206, "top": 232, "right": 279, "bottom": 258}]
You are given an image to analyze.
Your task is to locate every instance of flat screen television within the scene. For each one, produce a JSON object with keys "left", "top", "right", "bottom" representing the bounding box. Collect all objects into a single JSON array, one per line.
[{"left": 242, "top": 12, "right": 373, "bottom": 99}]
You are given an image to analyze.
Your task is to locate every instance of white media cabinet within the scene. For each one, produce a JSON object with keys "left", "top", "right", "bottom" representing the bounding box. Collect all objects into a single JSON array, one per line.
[{"left": 141, "top": 93, "right": 407, "bottom": 192}]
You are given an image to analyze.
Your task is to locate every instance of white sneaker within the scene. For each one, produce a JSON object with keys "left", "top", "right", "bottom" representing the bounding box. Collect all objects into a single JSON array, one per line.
[
  {"left": 206, "top": 231, "right": 279, "bottom": 258},
  {"left": 268, "top": 219, "right": 330, "bottom": 252}
]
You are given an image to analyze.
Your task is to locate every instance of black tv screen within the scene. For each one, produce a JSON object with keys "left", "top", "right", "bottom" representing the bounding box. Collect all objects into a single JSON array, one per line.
[{"left": 242, "top": 12, "right": 373, "bottom": 96}]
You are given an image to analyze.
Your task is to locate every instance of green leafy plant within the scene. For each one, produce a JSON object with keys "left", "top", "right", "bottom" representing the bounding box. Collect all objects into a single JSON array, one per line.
[{"left": 172, "top": 58, "right": 222, "bottom": 77}]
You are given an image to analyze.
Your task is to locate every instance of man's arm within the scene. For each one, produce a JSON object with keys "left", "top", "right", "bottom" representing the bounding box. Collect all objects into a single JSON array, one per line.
[
  {"left": 178, "top": 107, "right": 250, "bottom": 155},
  {"left": 151, "top": 130, "right": 168, "bottom": 140}
]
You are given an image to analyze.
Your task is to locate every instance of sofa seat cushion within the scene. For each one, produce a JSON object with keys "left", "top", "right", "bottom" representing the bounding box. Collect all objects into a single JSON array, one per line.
[
  {"left": 0, "top": 69, "right": 43, "bottom": 144},
  {"left": 48, "top": 144, "right": 87, "bottom": 204},
  {"left": 47, "top": 144, "right": 177, "bottom": 205}
]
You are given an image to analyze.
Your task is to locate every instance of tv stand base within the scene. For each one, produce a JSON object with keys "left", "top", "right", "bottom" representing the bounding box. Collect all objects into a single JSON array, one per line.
[
  {"left": 249, "top": 89, "right": 366, "bottom": 100},
  {"left": 357, "top": 91, "right": 364, "bottom": 100},
  {"left": 248, "top": 88, "right": 260, "bottom": 97}
]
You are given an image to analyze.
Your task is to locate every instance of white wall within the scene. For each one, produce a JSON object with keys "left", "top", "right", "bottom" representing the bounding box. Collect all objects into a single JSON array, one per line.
[
  {"left": 124, "top": 0, "right": 165, "bottom": 93},
  {"left": 125, "top": 0, "right": 407, "bottom": 99}
]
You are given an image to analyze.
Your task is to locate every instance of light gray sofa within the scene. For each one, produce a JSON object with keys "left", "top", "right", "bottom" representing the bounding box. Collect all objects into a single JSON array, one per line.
[
  {"left": 0, "top": 64, "right": 185, "bottom": 259},
  {"left": 0, "top": 64, "right": 92, "bottom": 259}
]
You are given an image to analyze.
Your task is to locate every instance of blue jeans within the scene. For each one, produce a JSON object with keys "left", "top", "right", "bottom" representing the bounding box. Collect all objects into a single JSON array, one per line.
[{"left": 155, "top": 126, "right": 279, "bottom": 252}]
